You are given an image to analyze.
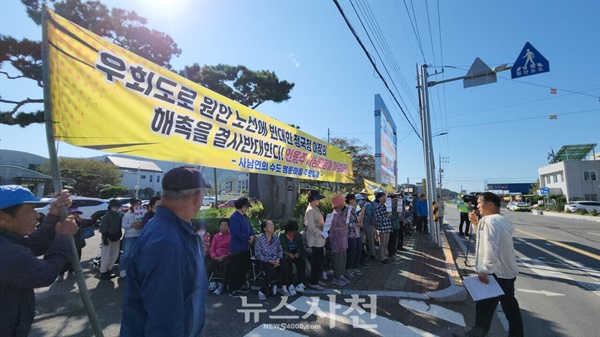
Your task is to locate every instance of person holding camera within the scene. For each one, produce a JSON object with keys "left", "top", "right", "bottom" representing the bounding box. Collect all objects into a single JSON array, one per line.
[{"left": 0, "top": 186, "right": 78, "bottom": 337}]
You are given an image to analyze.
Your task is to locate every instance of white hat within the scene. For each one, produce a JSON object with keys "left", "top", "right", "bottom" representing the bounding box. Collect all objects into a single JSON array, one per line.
[{"left": 355, "top": 194, "right": 365, "bottom": 201}]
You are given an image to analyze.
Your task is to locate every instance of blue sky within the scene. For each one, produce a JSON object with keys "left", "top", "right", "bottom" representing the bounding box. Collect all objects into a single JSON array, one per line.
[{"left": 1, "top": 0, "right": 599, "bottom": 194}]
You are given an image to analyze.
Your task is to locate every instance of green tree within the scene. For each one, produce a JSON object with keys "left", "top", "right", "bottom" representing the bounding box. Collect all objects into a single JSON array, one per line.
[
  {"left": 328, "top": 137, "right": 375, "bottom": 191},
  {"left": 0, "top": 0, "right": 181, "bottom": 126},
  {"left": 100, "top": 185, "right": 128, "bottom": 199},
  {"left": 180, "top": 64, "right": 294, "bottom": 109},
  {"left": 139, "top": 187, "right": 155, "bottom": 199},
  {"left": 528, "top": 179, "right": 540, "bottom": 195},
  {"left": 40, "top": 157, "right": 121, "bottom": 196}
]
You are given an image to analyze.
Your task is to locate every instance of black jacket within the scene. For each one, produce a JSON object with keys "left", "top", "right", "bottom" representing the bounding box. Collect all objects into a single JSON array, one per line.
[{"left": 0, "top": 214, "right": 71, "bottom": 337}]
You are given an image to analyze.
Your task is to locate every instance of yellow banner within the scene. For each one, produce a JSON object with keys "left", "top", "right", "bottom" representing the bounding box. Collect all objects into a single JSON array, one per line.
[
  {"left": 363, "top": 178, "right": 383, "bottom": 195},
  {"left": 45, "top": 9, "right": 353, "bottom": 183}
]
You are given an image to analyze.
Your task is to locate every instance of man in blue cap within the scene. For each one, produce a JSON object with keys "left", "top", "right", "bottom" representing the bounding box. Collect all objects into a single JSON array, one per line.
[{"left": 0, "top": 185, "right": 78, "bottom": 337}]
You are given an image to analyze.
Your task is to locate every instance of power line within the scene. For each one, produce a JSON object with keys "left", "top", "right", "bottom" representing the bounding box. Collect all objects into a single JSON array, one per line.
[
  {"left": 402, "top": 0, "right": 426, "bottom": 63},
  {"left": 333, "top": 0, "right": 422, "bottom": 141},
  {"left": 447, "top": 108, "right": 597, "bottom": 129}
]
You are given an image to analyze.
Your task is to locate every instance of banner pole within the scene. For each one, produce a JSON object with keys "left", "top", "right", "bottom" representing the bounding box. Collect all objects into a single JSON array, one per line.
[{"left": 42, "top": 7, "right": 104, "bottom": 337}]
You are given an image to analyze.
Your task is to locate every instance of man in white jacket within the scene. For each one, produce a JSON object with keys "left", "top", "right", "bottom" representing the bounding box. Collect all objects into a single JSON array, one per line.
[{"left": 464, "top": 192, "right": 524, "bottom": 337}]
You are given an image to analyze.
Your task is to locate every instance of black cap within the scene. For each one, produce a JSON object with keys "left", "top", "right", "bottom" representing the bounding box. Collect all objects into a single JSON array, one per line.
[
  {"left": 307, "top": 190, "right": 325, "bottom": 202},
  {"left": 162, "top": 166, "right": 211, "bottom": 192}
]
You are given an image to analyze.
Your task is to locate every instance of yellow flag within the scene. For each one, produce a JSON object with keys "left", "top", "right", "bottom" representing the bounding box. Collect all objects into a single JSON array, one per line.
[
  {"left": 45, "top": 8, "right": 353, "bottom": 183},
  {"left": 363, "top": 178, "right": 383, "bottom": 195}
]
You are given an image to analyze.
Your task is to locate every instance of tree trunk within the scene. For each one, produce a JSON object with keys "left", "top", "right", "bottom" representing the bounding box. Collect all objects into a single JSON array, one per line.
[{"left": 249, "top": 173, "right": 298, "bottom": 220}]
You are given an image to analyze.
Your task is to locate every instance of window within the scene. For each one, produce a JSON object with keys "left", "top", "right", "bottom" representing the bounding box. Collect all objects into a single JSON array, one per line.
[
  {"left": 149, "top": 175, "right": 153, "bottom": 182},
  {"left": 545, "top": 176, "right": 551, "bottom": 184},
  {"left": 583, "top": 195, "right": 599, "bottom": 202},
  {"left": 583, "top": 170, "right": 597, "bottom": 181},
  {"left": 140, "top": 175, "right": 147, "bottom": 180},
  {"left": 157, "top": 175, "right": 160, "bottom": 183},
  {"left": 557, "top": 173, "right": 563, "bottom": 182},
  {"left": 552, "top": 175, "right": 558, "bottom": 183}
]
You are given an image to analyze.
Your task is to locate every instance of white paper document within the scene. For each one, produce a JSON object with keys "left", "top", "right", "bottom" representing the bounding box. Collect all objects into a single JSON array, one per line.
[
  {"left": 463, "top": 276, "right": 505, "bottom": 301},
  {"left": 324, "top": 213, "right": 333, "bottom": 232},
  {"left": 386, "top": 198, "right": 392, "bottom": 212}
]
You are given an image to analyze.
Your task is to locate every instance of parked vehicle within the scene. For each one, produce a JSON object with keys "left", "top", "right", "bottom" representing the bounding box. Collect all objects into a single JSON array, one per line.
[
  {"left": 507, "top": 202, "right": 530, "bottom": 212},
  {"left": 564, "top": 201, "right": 600, "bottom": 213},
  {"left": 36, "top": 197, "right": 109, "bottom": 225},
  {"left": 202, "top": 197, "right": 216, "bottom": 206}
]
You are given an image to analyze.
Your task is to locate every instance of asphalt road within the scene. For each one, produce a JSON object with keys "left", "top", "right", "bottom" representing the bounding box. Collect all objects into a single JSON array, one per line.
[{"left": 447, "top": 207, "right": 600, "bottom": 337}]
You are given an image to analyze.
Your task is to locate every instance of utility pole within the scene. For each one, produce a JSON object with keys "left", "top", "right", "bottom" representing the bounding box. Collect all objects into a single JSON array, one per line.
[{"left": 417, "top": 59, "right": 512, "bottom": 248}]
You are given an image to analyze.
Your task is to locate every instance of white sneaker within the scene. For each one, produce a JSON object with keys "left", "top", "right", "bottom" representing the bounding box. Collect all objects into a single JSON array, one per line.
[
  {"left": 272, "top": 285, "right": 278, "bottom": 296},
  {"left": 213, "top": 283, "right": 223, "bottom": 296},
  {"left": 119, "top": 270, "right": 126, "bottom": 278},
  {"left": 393, "top": 255, "right": 401, "bottom": 262},
  {"left": 326, "top": 269, "right": 334, "bottom": 276},
  {"left": 340, "top": 276, "right": 351, "bottom": 284},
  {"left": 281, "top": 286, "right": 290, "bottom": 296},
  {"left": 344, "top": 272, "right": 356, "bottom": 279},
  {"left": 322, "top": 271, "right": 328, "bottom": 280},
  {"left": 353, "top": 268, "right": 363, "bottom": 275},
  {"left": 296, "top": 283, "right": 306, "bottom": 293},
  {"left": 288, "top": 285, "right": 297, "bottom": 296},
  {"left": 258, "top": 291, "right": 267, "bottom": 301}
]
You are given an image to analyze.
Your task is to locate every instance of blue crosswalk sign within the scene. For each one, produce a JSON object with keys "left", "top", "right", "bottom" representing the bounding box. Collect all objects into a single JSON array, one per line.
[{"left": 511, "top": 42, "right": 550, "bottom": 79}]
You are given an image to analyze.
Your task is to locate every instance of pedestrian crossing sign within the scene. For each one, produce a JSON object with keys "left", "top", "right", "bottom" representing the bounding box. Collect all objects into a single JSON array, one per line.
[{"left": 511, "top": 42, "right": 550, "bottom": 79}]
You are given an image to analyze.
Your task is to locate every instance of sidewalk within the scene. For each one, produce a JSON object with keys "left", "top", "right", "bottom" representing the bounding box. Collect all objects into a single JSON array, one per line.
[
  {"left": 29, "top": 217, "right": 468, "bottom": 337},
  {"left": 307, "top": 231, "right": 453, "bottom": 297}
]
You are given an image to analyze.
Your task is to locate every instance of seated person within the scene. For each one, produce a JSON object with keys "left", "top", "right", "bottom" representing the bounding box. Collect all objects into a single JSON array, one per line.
[
  {"left": 254, "top": 220, "right": 291, "bottom": 300},
  {"left": 279, "top": 220, "right": 307, "bottom": 295},
  {"left": 205, "top": 219, "right": 231, "bottom": 296}
]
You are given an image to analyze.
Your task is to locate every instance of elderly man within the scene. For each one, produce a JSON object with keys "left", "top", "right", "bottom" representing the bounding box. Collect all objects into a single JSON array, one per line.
[
  {"left": 0, "top": 186, "right": 78, "bottom": 337},
  {"left": 121, "top": 166, "right": 211, "bottom": 337}
]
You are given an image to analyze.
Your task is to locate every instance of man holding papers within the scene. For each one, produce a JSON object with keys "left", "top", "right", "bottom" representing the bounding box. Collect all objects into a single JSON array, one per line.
[{"left": 464, "top": 192, "right": 524, "bottom": 337}]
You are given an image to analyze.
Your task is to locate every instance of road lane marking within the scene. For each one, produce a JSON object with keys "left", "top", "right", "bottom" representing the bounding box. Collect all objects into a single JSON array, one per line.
[
  {"left": 516, "top": 288, "right": 565, "bottom": 296},
  {"left": 289, "top": 296, "right": 428, "bottom": 337},
  {"left": 515, "top": 228, "right": 600, "bottom": 260},
  {"left": 517, "top": 258, "right": 573, "bottom": 280},
  {"left": 245, "top": 325, "right": 308, "bottom": 337},
  {"left": 399, "top": 300, "right": 465, "bottom": 326}
]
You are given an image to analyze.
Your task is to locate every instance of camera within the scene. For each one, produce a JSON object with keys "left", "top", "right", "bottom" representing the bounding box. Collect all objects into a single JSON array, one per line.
[{"left": 461, "top": 193, "right": 481, "bottom": 212}]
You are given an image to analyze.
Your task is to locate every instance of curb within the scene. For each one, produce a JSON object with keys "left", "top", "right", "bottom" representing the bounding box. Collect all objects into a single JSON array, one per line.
[{"left": 427, "top": 229, "right": 467, "bottom": 302}]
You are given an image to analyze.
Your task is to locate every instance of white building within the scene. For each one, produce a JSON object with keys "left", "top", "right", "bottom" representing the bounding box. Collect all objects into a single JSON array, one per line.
[
  {"left": 0, "top": 150, "right": 52, "bottom": 196},
  {"left": 105, "top": 156, "right": 163, "bottom": 197},
  {"left": 538, "top": 144, "right": 599, "bottom": 201}
]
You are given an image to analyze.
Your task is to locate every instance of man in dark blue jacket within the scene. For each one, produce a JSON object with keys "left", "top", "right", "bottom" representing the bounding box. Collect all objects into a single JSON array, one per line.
[
  {"left": 416, "top": 194, "right": 429, "bottom": 234},
  {"left": 121, "top": 166, "right": 210, "bottom": 337},
  {"left": 227, "top": 197, "right": 255, "bottom": 296},
  {"left": 0, "top": 186, "right": 78, "bottom": 337}
]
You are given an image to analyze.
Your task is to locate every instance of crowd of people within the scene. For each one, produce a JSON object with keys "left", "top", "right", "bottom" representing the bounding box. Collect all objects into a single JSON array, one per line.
[{"left": 0, "top": 167, "right": 524, "bottom": 336}]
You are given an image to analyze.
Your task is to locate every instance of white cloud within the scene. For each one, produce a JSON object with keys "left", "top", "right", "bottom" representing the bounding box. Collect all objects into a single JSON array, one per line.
[{"left": 289, "top": 53, "right": 300, "bottom": 68}]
